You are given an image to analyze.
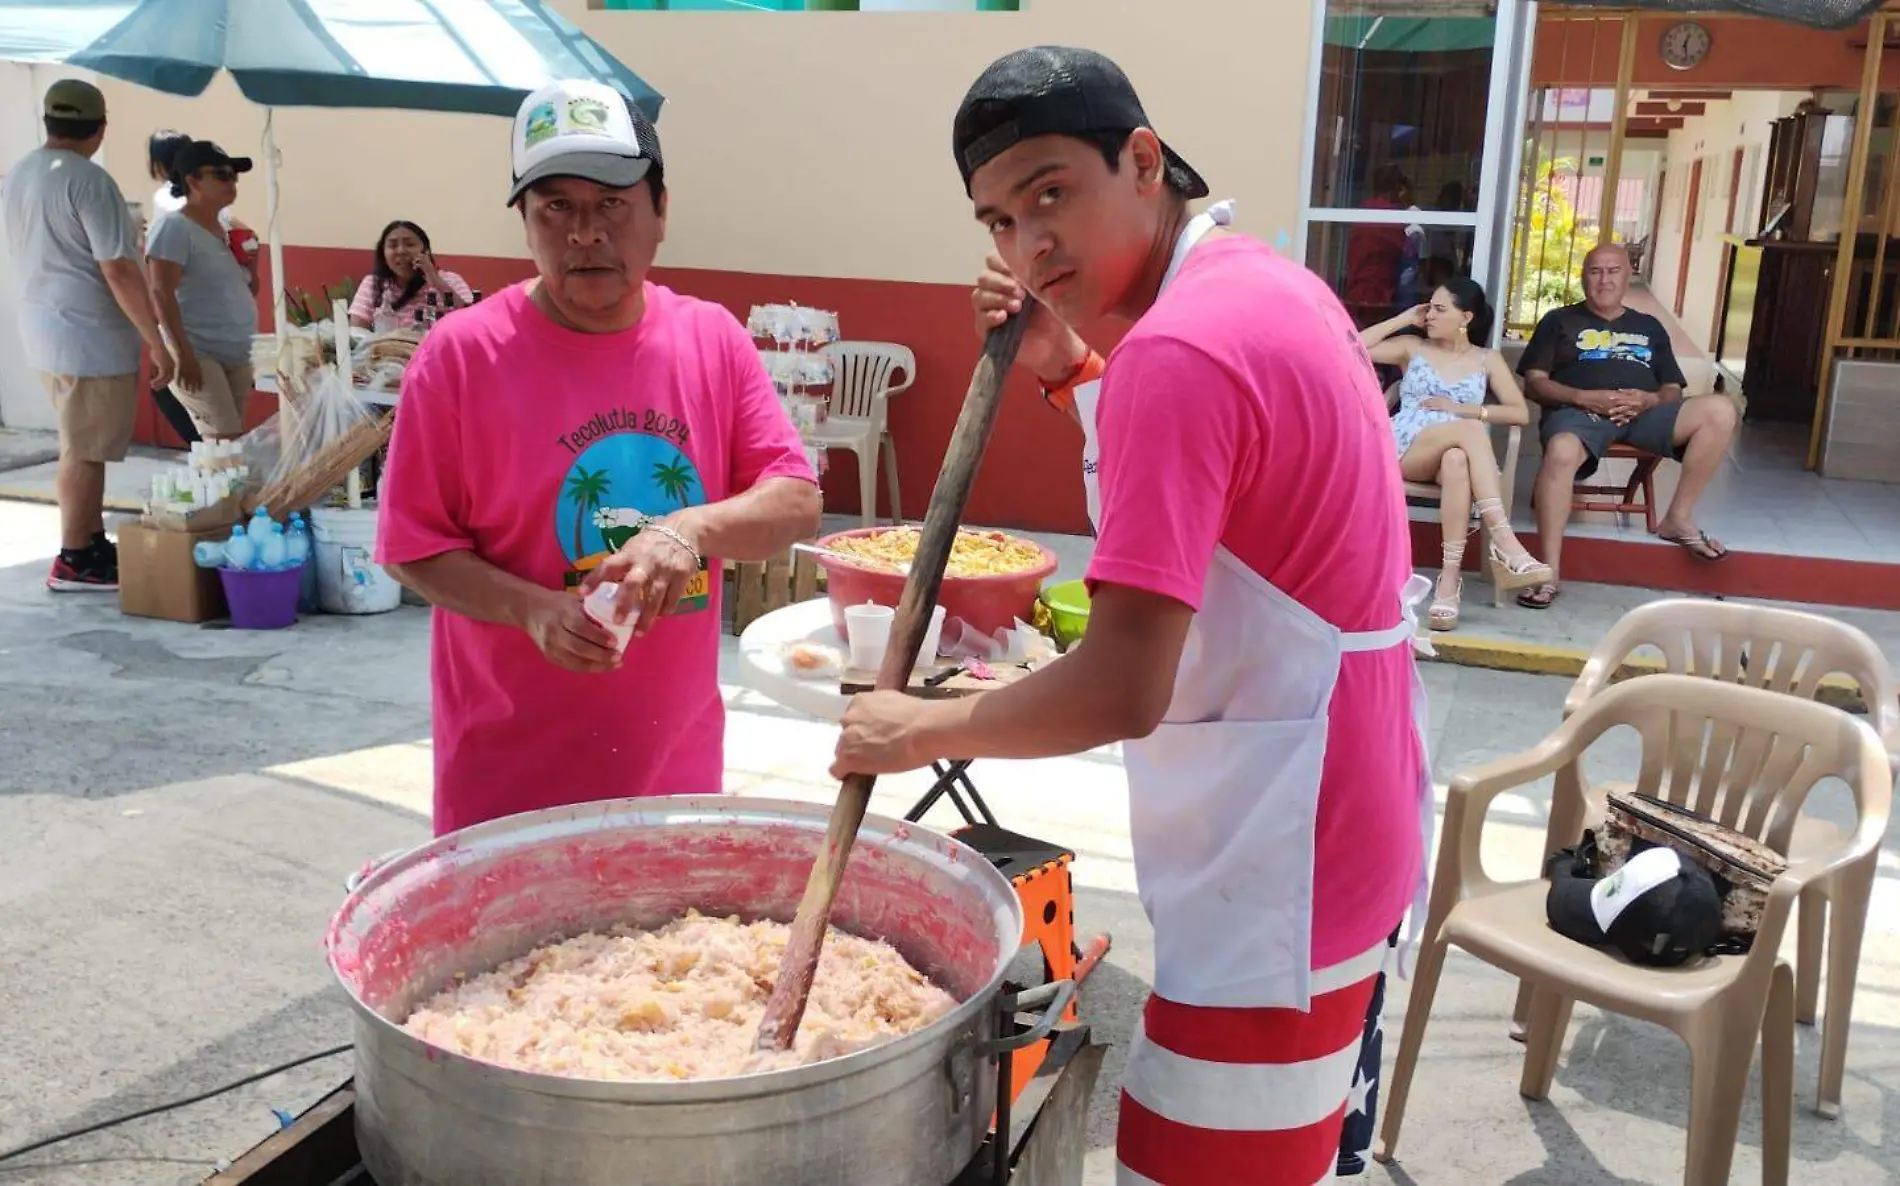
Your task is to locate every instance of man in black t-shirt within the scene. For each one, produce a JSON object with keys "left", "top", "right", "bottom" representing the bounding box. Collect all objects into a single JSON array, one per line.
[{"left": 1514, "top": 244, "right": 1738, "bottom": 607}]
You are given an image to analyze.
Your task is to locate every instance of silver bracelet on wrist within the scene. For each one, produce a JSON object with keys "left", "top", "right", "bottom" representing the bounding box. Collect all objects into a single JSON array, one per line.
[{"left": 646, "top": 522, "right": 702, "bottom": 569}]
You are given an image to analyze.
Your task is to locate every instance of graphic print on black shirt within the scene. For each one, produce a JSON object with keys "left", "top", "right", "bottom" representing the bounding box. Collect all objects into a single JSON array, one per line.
[{"left": 1516, "top": 304, "right": 1686, "bottom": 394}]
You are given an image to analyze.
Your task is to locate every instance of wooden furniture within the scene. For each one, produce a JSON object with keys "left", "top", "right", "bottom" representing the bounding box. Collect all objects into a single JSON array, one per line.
[
  {"left": 1570, "top": 441, "right": 1661, "bottom": 532},
  {"left": 1762, "top": 108, "right": 1855, "bottom": 245},
  {"left": 1723, "top": 241, "right": 1837, "bottom": 423},
  {"left": 726, "top": 547, "right": 822, "bottom": 637},
  {"left": 1717, "top": 103, "right": 1896, "bottom": 430}
]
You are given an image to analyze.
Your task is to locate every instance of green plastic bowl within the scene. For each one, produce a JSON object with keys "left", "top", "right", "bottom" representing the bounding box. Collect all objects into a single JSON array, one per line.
[{"left": 1041, "top": 579, "right": 1090, "bottom": 647}]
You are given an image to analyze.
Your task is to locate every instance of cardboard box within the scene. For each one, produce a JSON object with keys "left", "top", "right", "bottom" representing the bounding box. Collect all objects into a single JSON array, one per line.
[{"left": 118, "top": 520, "right": 232, "bottom": 624}]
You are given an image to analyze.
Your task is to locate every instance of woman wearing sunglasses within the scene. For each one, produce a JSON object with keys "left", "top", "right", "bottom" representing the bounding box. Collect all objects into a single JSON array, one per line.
[{"left": 144, "top": 141, "right": 259, "bottom": 441}]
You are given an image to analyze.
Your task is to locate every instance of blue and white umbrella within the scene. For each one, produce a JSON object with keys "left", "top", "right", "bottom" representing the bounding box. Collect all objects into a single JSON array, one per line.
[{"left": 0, "top": 0, "right": 666, "bottom": 335}]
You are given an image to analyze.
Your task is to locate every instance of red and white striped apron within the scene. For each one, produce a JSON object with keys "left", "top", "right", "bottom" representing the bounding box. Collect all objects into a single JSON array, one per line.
[{"left": 1072, "top": 201, "right": 1435, "bottom": 1185}]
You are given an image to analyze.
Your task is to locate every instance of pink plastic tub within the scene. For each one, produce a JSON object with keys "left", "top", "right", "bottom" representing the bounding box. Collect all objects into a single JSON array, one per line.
[{"left": 814, "top": 526, "right": 1058, "bottom": 647}]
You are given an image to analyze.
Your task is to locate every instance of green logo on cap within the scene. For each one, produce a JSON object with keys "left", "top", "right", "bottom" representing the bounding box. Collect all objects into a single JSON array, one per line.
[{"left": 567, "top": 98, "right": 610, "bottom": 134}]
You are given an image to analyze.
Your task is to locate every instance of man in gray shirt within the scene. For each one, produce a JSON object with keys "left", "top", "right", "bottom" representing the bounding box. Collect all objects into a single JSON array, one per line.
[{"left": 2, "top": 79, "right": 176, "bottom": 592}]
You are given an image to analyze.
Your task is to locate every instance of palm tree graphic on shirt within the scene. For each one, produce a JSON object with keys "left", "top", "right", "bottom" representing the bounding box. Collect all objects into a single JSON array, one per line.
[
  {"left": 651, "top": 459, "right": 697, "bottom": 506},
  {"left": 565, "top": 467, "right": 612, "bottom": 558}
]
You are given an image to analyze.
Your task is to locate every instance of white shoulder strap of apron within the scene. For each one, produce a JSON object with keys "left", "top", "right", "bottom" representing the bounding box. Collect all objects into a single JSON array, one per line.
[{"left": 1157, "top": 199, "right": 1236, "bottom": 295}]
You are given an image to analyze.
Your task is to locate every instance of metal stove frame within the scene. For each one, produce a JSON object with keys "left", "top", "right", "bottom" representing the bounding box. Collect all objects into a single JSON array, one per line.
[{"left": 204, "top": 1019, "right": 1103, "bottom": 1186}]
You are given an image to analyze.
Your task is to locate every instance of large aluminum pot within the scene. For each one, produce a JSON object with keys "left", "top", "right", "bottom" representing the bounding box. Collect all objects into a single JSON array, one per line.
[{"left": 326, "top": 795, "right": 1054, "bottom": 1186}]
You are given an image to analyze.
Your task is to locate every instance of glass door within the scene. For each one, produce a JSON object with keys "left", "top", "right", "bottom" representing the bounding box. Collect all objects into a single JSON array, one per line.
[{"left": 1298, "top": 0, "right": 1524, "bottom": 339}]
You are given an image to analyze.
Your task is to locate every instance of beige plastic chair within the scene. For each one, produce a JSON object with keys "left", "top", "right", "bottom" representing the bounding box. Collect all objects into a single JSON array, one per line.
[
  {"left": 814, "top": 341, "right": 915, "bottom": 528},
  {"left": 1510, "top": 599, "right": 1900, "bottom": 1117},
  {"left": 1377, "top": 674, "right": 1893, "bottom": 1186},
  {"left": 1384, "top": 380, "right": 1524, "bottom": 607}
]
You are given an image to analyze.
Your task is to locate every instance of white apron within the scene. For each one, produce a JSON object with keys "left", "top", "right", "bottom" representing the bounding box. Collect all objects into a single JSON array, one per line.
[{"left": 1074, "top": 201, "right": 1435, "bottom": 1012}]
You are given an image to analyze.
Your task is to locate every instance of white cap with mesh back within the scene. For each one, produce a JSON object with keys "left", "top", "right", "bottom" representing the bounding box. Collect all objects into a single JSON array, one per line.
[{"left": 508, "top": 80, "right": 662, "bottom": 207}]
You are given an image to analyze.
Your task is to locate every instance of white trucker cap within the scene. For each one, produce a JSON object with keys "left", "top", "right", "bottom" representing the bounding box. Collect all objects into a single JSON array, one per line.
[{"left": 508, "top": 79, "right": 661, "bottom": 206}]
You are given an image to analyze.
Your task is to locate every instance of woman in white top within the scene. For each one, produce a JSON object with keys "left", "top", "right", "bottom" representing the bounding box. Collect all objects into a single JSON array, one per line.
[{"left": 1360, "top": 279, "right": 1550, "bottom": 630}]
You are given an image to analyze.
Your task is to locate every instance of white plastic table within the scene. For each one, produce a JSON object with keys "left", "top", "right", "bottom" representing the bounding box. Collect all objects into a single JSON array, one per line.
[
  {"left": 736, "top": 597, "right": 997, "bottom": 826},
  {"left": 737, "top": 597, "right": 1114, "bottom": 985},
  {"left": 253, "top": 369, "right": 398, "bottom": 409}
]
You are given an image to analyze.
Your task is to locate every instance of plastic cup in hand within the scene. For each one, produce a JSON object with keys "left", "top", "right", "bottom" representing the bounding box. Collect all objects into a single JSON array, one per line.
[
  {"left": 582, "top": 582, "right": 634, "bottom": 654},
  {"left": 844, "top": 602, "right": 893, "bottom": 672}
]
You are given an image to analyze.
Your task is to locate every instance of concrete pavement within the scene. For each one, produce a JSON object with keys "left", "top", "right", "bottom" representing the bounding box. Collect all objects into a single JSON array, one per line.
[{"left": 0, "top": 489, "right": 1899, "bottom": 1183}]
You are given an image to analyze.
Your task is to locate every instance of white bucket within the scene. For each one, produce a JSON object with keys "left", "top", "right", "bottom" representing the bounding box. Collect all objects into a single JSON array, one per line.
[{"left": 310, "top": 505, "right": 403, "bottom": 615}]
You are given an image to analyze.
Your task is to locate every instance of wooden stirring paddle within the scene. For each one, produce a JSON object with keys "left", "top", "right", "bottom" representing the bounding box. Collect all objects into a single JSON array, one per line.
[{"left": 756, "top": 311, "right": 1030, "bottom": 1052}]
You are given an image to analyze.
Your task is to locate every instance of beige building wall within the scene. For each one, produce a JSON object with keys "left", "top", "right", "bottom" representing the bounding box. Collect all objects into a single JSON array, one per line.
[{"left": 94, "top": 0, "right": 1314, "bottom": 286}]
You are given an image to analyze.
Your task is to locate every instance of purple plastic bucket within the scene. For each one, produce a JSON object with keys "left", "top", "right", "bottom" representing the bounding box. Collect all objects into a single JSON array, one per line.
[{"left": 219, "top": 565, "right": 304, "bottom": 630}]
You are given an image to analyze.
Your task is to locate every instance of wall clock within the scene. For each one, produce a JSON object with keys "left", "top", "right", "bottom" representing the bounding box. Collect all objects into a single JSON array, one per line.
[{"left": 1660, "top": 20, "right": 1712, "bottom": 71}]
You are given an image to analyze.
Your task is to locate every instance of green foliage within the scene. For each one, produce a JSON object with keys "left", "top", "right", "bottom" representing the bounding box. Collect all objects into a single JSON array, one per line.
[
  {"left": 1510, "top": 151, "right": 1598, "bottom": 332},
  {"left": 284, "top": 277, "right": 359, "bottom": 328}
]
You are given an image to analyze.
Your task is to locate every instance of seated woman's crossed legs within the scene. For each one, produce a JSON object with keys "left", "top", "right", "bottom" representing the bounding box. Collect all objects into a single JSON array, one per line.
[{"left": 1399, "top": 418, "right": 1551, "bottom": 629}]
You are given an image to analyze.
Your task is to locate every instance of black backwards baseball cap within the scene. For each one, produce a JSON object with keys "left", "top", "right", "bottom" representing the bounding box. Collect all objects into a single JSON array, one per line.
[
  {"left": 1546, "top": 843, "right": 1724, "bottom": 968},
  {"left": 952, "top": 46, "right": 1209, "bottom": 200},
  {"left": 509, "top": 80, "right": 663, "bottom": 207}
]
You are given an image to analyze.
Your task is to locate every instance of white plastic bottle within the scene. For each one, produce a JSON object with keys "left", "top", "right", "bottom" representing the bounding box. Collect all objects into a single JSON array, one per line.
[{"left": 223, "top": 523, "right": 255, "bottom": 570}]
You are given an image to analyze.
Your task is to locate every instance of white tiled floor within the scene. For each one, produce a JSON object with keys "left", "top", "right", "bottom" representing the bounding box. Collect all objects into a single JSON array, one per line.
[
  {"left": 1474, "top": 279, "right": 1900, "bottom": 562},
  {"left": 1473, "top": 282, "right": 1900, "bottom": 563},
  {"left": 1429, "top": 417, "right": 1900, "bottom": 563}
]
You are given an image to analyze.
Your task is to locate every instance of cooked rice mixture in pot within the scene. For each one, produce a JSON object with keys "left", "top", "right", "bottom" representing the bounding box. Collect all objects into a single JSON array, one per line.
[{"left": 403, "top": 909, "right": 957, "bottom": 1081}]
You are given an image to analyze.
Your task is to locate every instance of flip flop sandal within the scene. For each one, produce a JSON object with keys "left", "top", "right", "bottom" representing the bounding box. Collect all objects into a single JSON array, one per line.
[
  {"left": 1659, "top": 530, "right": 1730, "bottom": 562},
  {"left": 1517, "top": 583, "right": 1559, "bottom": 609}
]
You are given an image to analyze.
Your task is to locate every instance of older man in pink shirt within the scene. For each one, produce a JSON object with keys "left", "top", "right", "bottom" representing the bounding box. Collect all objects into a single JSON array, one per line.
[{"left": 378, "top": 81, "right": 820, "bottom": 835}]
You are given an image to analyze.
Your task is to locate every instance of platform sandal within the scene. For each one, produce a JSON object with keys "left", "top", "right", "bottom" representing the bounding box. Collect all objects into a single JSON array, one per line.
[
  {"left": 1430, "top": 542, "right": 1464, "bottom": 631},
  {"left": 1474, "top": 497, "right": 1552, "bottom": 591}
]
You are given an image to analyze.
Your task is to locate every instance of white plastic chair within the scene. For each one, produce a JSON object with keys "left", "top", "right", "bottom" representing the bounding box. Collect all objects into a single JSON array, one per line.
[
  {"left": 814, "top": 342, "right": 915, "bottom": 528},
  {"left": 1530, "top": 599, "right": 1900, "bottom": 1118}
]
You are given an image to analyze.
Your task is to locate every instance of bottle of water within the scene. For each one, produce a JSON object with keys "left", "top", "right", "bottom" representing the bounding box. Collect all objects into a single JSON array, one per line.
[
  {"left": 257, "top": 520, "right": 288, "bottom": 570},
  {"left": 223, "top": 523, "right": 255, "bottom": 570},
  {"left": 192, "top": 540, "right": 225, "bottom": 568},
  {"left": 247, "top": 505, "right": 273, "bottom": 543},
  {"left": 285, "top": 512, "right": 311, "bottom": 568}
]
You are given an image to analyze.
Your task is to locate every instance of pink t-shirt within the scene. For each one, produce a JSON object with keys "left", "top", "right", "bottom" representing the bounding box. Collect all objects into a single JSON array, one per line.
[
  {"left": 376, "top": 281, "right": 817, "bottom": 835},
  {"left": 1086, "top": 236, "right": 1423, "bottom": 968}
]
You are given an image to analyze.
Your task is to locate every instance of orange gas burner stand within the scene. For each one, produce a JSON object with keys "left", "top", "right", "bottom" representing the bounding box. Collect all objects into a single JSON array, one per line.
[{"left": 948, "top": 822, "right": 1112, "bottom": 1104}]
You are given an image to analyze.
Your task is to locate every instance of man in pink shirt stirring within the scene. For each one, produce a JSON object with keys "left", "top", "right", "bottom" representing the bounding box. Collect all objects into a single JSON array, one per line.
[
  {"left": 378, "top": 80, "right": 820, "bottom": 836},
  {"left": 833, "top": 48, "right": 1433, "bottom": 1185}
]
